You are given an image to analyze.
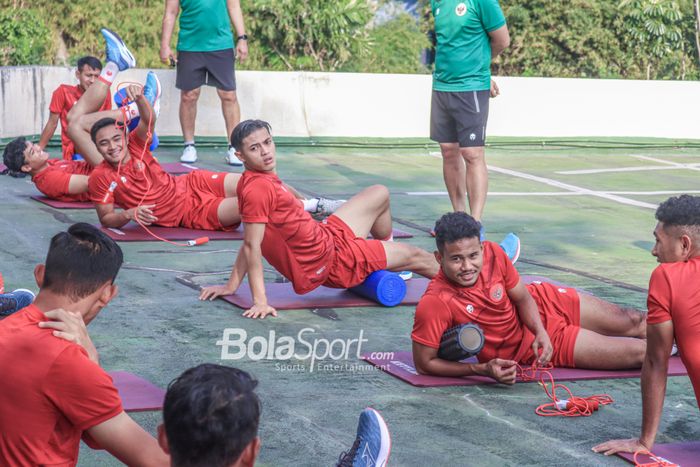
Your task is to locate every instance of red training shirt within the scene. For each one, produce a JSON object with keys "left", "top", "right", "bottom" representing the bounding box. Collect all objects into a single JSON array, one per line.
[
  {"left": 32, "top": 159, "right": 92, "bottom": 202},
  {"left": 0, "top": 304, "right": 123, "bottom": 466},
  {"left": 647, "top": 256, "right": 700, "bottom": 406},
  {"left": 49, "top": 84, "right": 111, "bottom": 160},
  {"left": 237, "top": 170, "right": 335, "bottom": 294}
]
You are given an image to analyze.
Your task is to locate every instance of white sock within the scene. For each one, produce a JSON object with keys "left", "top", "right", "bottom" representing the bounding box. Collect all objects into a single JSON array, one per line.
[
  {"left": 303, "top": 198, "right": 319, "bottom": 212},
  {"left": 99, "top": 62, "right": 119, "bottom": 85},
  {"left": 184, "top": 141, "right": 195, "bottom": 147},
  {"left": 121, "top": 102, "right": 139, "bottom": 120}
]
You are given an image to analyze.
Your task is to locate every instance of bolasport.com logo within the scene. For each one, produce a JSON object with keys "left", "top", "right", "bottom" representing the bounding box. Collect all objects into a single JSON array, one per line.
[{"left": 216, "top": 327, "right": 394, "bottom": 373}]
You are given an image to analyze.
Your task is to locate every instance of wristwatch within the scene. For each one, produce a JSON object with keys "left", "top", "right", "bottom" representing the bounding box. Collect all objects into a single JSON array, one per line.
[{"left": 237, "top": 34, "right": 248, "bottom": 41}]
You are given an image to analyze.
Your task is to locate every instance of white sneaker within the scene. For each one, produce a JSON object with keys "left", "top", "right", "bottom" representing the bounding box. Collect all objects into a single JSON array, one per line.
[
  {"left": 181, "top": 145, "right": 197, "bottom": 163},
  {"left": 398, "top": 271, "right": 413, "bottom": 281},
  {"left": 225, "top": 147, "right": 243, "bottom": 166}
]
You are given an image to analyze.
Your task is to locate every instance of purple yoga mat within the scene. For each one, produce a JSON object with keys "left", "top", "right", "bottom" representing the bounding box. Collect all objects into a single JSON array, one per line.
[
  {"left": 618, "top": 442, "right": 700, "bottom": 466},
  {"left": 160, "top": 162, "right": 199, "bottom": 174},
  {"left": 109, "top": 371, "right": 165, "bottom": 412},
  {"left": 31, "top": 195, "right": 92, "bottom": 209},
  {"left": 362, "top": 351, "right": 689, "bottom": 387},
  {"left": 0, "top": 163, "right": 6, "bottom": 171},
  {"left": 99, "top": 223, "right": 244, "bottom": 242},
  {"left": 219, "top": 278, "right": 430, "bottom": 310}
]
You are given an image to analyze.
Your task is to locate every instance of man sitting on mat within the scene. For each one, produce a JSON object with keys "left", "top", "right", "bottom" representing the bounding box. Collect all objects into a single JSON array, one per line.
[
  {"left": 0, "top": 223, "right": 168, "bottom": 466},
  {"left": 593, "top": 195, "right": 700, "bottom": 457},
  {"left": 199, "top": 119, "right": 439, "bottom": 318},
  {"left": 412, "top": 211, "right": 647, "bottom": 384}
]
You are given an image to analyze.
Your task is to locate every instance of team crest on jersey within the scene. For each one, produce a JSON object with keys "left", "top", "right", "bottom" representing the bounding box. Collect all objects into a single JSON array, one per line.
[
  {"left": 466, "top": 304, "right": 474, "bottom": 314},
  {"left": 455, "top": 2, "right": 467, "bottom": 16},
  {"left": 490, "top": 284, "right": 504, "bottom": 301}
]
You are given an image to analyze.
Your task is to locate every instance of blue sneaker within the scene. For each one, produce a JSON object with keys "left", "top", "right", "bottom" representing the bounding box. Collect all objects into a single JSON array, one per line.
[
  {"left": 479, "top": 224, "right": 486, "bottom": 242},
  {"left": 500, "top": 232, "right": 521, "bottom": 264},
  {"left": 143, "top": 71, "right": 162, "bottom": 118},
  {"left": 101, "top": 28, "right": 136, "bottom": 71},
  {"left": 336, "top": 408, "right": 391, "bottom": 467},
  {"left": 0, "top": 289, "right": 35, "bottom": 317},
  {"left": 72, "top": 154, "right": 84, "bottom": 161}
]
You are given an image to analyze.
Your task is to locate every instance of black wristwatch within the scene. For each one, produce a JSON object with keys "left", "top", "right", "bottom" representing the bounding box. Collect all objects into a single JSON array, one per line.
[{"left": 237, "top": 34, "right": 248, "bottom": 41}]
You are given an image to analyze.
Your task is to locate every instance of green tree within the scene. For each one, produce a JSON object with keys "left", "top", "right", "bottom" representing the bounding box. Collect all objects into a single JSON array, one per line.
[{"left": 0, "top": 9, "right": 53, "bottom": 65}]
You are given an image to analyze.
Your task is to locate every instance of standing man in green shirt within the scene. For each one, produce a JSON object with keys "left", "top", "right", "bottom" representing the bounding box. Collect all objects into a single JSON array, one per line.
[
  {"left": 430, "top": 0, "right": 509, "bottom": 237},
  {"left": 160, "top": 0, "right": 248, "bottom": 166}
]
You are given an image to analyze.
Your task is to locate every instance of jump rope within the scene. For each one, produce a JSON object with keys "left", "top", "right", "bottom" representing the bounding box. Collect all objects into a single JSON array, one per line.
[{"left": 108, "top": 82, "right": 208, "bottom": 248}]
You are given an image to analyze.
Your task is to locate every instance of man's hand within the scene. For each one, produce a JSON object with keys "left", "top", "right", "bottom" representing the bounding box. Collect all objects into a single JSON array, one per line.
[
  {"left": 484, "top": 358, "right": 518, "bottom": 384},
  {"left": 38, "top": 309, "right": 99, "bottom": 364},
  {"left": 243, "top": 303, "right": 277, "bottom": 319},
  {"left": 127, "top": 204, "right": 157, "bottom": 225},
  {"left": 199, "top": 284, "right": 238, "bottom": 301},
  {"left": 160, "top": 45, "right": 176, "bottom": 65},
  {"left": 236, "top": 40, "right": 248, "bottom": 62},
  {"left": 532, "top": 330, "right": 553, "bottom": 365},
  {"left": 592, "top": 438, "right": 650, "bottom": 456},
  {"left": 490, "top": 79, "right": 500, "bottom": 98},
  {"left": 124, "top": 84, "right": 144, "bottom": 102}
]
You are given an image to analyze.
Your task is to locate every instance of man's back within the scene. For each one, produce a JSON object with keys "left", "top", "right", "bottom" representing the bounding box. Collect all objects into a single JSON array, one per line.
[{"left": 33, "top": 159, "right": 92, "bottom": 202}]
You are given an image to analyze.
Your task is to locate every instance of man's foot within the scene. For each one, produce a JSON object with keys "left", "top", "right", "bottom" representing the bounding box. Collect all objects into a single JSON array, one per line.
[
  {"left": 181, "top": 144, "right": 197, "bottom": 163},
  {"left": 336, "top": 408, "right": 391, "bottom": 467},
  {"left": 311, "top": 197, "right": 346, "bottom": 221},
  {"left": 499, "top": 232, "right": 521, "bottom": 264},
  {"left": 225, "top": 146, "right": 243, "bottom": 166},
  {"left": 100, "top": 28, "right": 136, "bottom": 71},
  {"left": 143, "top": 71, "right": 162, "bottom": 118},
  {"left": 0, "top": 289, "right": 35, "bottom": 317}
]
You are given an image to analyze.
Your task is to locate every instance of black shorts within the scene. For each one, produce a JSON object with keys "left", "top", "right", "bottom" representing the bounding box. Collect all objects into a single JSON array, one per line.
[
  {"left": 176, "top": 49, "right": 236, "bottom": 91},
  {"left": 430, "top": 90, "right": 490, "bottom": 147}
]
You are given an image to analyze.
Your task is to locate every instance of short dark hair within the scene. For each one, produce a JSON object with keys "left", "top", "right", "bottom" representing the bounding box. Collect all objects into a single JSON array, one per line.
[
  {"left": 230, "top": 119, "right": 271, "bottom": 151},
  {"left": 656, "top": 195, "right": 700, "bottom": 231},
  {"left": 77, "top": 56, "right": 103, "bottom": 72},
  {"left": 2, "top": 136, "right": 28, "bottom": 175},
  {"left": 43, "top": 223, "right": 123, "bottom": 300},
  {"left": 90, "top": 117, "right": 117, "bottom": 144},
  {"left": 164, "top": 364, "right": 261, "bottom": 467},
  {"left": 434, "top": 212, "right": 482, "bottom": 252}
]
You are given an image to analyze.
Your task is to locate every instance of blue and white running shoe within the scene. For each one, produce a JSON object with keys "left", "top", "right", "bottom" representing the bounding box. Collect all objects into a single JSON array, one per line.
[
  {"left": 143, "top": 71, "right": 162, "bottom": 118},
  {"left": 499, "top": 232, "right": 521, "bottom": 264},
  {"left": 0, "top": 289, "right": 35, "bottom": 317},
  {"left": 101, "top": 28, "right": 136, "bottom": 71},
  {"left": 336, "top": 408, "right": 391, "bottom": 467}
]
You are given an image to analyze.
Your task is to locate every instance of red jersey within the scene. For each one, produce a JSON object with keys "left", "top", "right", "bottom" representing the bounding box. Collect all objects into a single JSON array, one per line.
[
  {"left": 49, "top": 84, "right": 111, "bottom": 160},
  {"left": 88, "top": 134, "right": 185, "bottom": 227},
  {"left": 237, "top": 170, "right": 335, "bottom": 294},
  {"left": 32, "top": 159, "right": 92, "bottom": 202},
  {"left": 0, "top": 304, "right": 122, "bottom": 466},
  {"left": 647, "top": 256, "right": 700, "bottom": 406}
]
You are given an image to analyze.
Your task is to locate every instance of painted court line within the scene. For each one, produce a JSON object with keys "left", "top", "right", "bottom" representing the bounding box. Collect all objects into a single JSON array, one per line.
[
  {"left": 635, "top": 155, "right": 700, "bottom": 172},
  {"left": 556, "top": 165, "right": 698, "bottom": 175},
  {"left": 406, "top": 190, "right": 700, "bottom": 197}
]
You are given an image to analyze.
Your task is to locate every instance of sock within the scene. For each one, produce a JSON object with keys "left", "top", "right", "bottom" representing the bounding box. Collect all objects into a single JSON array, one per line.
[
  {"left": 99, "top": 62, "right": 119, "bottom": 85},
  {"left": 121, "top": 102, "right": 139, "bottom": 120},
  {"left": 184, "top": 141, "right": 195, "bottom": 147},
  {"left": 303, "top": 198, "right": 319, "bottom": 212}
]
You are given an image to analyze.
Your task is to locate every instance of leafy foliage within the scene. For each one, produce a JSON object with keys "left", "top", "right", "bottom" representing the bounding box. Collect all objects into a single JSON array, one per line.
[{"left": 0, "top": 8, "right": 53, "bottom": 65}]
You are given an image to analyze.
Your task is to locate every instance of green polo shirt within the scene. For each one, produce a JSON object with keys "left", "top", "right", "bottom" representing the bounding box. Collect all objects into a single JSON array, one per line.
[
  {"left": 177, "top": 0, "right": 235, "bottom": 52},
  {"left": 431, "top": 0, "right": 506, "bottom": 92}
]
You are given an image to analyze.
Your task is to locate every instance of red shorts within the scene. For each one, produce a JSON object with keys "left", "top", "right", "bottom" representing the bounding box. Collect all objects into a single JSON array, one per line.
[
  {"left": 321, "top": 215, "right": 388, "bottom": 289},
  {"left": 179, "top": 171, "right": 238, "bottom": 230},
  {"left": 520, "top": 282, "right": 581, "bottom": 367}
]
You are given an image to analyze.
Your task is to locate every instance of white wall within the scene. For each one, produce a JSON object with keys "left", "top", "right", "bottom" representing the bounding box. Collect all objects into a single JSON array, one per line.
[{"left": 1, "top": 66, "right": 698, "bottom": 140}]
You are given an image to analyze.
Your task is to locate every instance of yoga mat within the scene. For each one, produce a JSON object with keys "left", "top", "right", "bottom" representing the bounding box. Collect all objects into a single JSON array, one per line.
[
  {"left": 109, "top": 371, "right": 165, "bottom": 412},
  {"left": 218, "top": 278, "right": 430, "bottom": 310},
  {"left": 361, "top": 351, "right": 688, "bottom": 387},
  {"left": 618, "top": 442, "right": 700, "bottom": 466},
  {"left": 31, "top": 195, "right": 92, "bottom": 209},
  {"left": 99, "top": 223, "right": 244, "bottom": 242},
  {"left": 0, "top": 163, "right": 6, "bottom": 172},
  {"left": 161, "top": 162, "right": 199, "bottom": 174}
]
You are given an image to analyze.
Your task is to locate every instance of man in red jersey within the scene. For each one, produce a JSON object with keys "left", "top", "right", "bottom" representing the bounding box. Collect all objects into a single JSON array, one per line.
[
  {"left": 0, "top": 223, "right": 168, "bottom": 466},
  {"left": 199, "top": 119, "right": 439, "bottom": 319},
  {"left": 594, "top": 195, "right": 700, "bottom": 457},
  {"left": 412, "top": 212, "right": 648, "bottom": 384},
  {"left": 38, "top": 56, "right": 112, "bottom": 161}
]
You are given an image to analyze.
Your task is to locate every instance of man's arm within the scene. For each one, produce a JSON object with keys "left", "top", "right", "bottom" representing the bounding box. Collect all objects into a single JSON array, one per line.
[
  {"left": 87, "top": 412, "right": 169, "bottom": 467},
  {"left": 38, "top": 113, "right": 60, "bottom": 149},
  {"left": 592, "top": 321, "right": 674, "bottom": 455},
  {"left": 95, "top": 202, "right": 158, "bottom": 229},
  {"left": 125, "top": 86, "right": 155, "bottom": 142},
  {"left": 200, "top": 238, "right": 250, "bottom": 300},
  {"left": 240, "top": 223, "right": 276, "bottom": 319},
  {"left": 160, "top": 0, "right": 180, "bottom": 64},
  {"left": 413, "top": 341, "right": 517, "bottom": 384},
  {"left": 488, "top": 24, "right": 510, "bottom": 58},
  {"left": 508, "top": 281, "right": 553, "bottom": 364},
  {"left": 226, "top": 0, "right": 248, "bottom": 61}
]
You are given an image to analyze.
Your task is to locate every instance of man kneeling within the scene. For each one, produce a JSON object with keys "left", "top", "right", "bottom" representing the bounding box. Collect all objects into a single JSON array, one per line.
[{"left": 412, "top": 212, "right": 647, "bottom": 384}]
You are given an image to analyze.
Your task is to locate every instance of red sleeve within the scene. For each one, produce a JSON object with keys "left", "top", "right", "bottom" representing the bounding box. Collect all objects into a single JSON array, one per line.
[
  {"left": 88, "top": 167, "right": 115, "bottom": 204},
  {"left": 34, "top": 170, "right": 71, "bottom": 199},
  {"left": 43, "top": 346, "right": 123, "bottom": 432},
  {"left": 127, "top": 132, "right": 153, "bottom": 162},
  {"left": 411, "top": 294, "right": 453, "bottom": 349},
  {"left": 239, "top": 177, "right": 276, "bottom": 223},
  {"left": 101, "top": 89, "right": 113, "bottom": 111},
  {"left": 490, "top": 242, "right": 519, "bottom": 290},
  {"left": 49, "top": 86, "right": 65, "bottom": 114},
  {"left": 647, "top": 265, "right": 673, "bottom": 325}
]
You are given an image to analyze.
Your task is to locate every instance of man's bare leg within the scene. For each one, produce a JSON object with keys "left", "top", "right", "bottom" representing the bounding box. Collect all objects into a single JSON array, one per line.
[
  {"left": 573, "top": 328, "right": 646, "bottom": 369},
  {"left": 440, "top": 143, "right": 467, "bottom": 213},
  {"left": 461, "top": 146, "right": 487, "bottom": 221},
  {"left": 333, "top": 185, "right": 392, "bottom": 239},
  {"left": 218, "top": 89, "right": 240, "bottom": 141},
  {"left": 579, "top": 293, "right": 647, "bottom": 338},
  {"left": 383, "top": 241, "right": 438, "bottom": 278},
  {"left": 180, "top": 88, "right": 200, "bottom": 142},
  {"left": 65, "top": 80, "right": 116, "bottom": 166},
  {"left": 223, "top": 173, "right": 242, "bottom": 197},
  {"left": 216, "top": 197, "right": 241, "bottom": 227}
]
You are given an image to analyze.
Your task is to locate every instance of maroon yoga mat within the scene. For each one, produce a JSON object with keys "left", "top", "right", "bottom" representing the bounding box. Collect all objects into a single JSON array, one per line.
[
  {"left": 109, "top": 371, "right": 165, "bottom": 412},
  {"left": 618, "top": 442, "right": 700, "bottom": 466},
  {"left": 160, "top": 161, "right": 199, "bottom": 174},
  {"left": 0, "top": 163, "right": 6, "bottom": 171},
  {"left": 99, "top": 223, "right": 244, "bottom": 242},
  {"left": 361, "top": 351, "right": 688, "bottom": 387},
  {"left": 31, "top": 195, "right": 93, "bottom": 209},
  {"left": 219, "top": 278, "right": 430, "bottom": 310}
]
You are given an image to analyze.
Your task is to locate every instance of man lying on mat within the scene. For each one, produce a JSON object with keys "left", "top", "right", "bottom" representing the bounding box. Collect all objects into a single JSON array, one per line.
[
  {"left": 593, "top": 195, "right": 700, "bottom": 457},
  {"left": 199, "top": 119, "right": 439, "bottom": 319},
  {"left": 0, "top": 223, "right": 167, "bottom": 466},
  {"left": 412, "top": 212, "right": 647, "bottom": 384}
]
